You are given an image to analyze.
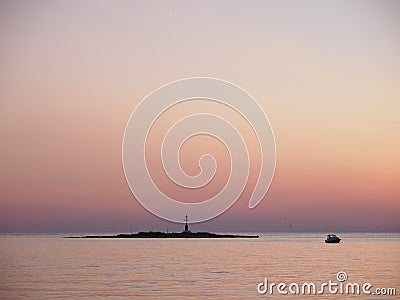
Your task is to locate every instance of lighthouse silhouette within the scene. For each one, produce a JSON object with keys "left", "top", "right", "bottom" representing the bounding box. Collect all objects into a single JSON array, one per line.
[{"left": 183, "top": 215, "right": 191, "bottom": 233}]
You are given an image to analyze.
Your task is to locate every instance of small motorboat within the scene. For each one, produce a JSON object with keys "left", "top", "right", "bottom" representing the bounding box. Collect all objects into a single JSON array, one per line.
[{"left": 325, "top": 234, "right": 341, "bottom": 243}]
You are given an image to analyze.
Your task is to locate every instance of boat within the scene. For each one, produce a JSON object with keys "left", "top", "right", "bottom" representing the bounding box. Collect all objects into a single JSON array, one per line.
[{"left": 325, "top": 234, "right": 341, "bottom": 243}]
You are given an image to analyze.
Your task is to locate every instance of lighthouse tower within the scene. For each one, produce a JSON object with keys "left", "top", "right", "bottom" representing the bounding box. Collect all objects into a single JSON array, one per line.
[{"left": 183, "top": 215, "right": 191, "bottom": 233}]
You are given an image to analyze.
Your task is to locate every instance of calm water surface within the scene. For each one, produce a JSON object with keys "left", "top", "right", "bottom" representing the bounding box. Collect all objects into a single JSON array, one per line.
[{"left": 0, "top": 233, "right": 399, "bottom": 299}]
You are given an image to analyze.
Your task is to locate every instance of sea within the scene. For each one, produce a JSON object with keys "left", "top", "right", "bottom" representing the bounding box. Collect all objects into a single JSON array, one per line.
[{"left": 0, "top": 232, "right": 399, "bottom": 299}]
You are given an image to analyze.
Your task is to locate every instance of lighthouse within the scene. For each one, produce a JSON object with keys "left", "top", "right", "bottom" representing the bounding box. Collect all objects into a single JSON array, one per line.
[{"left": 183, "top": 215, "right": 191, "bottom": 233}]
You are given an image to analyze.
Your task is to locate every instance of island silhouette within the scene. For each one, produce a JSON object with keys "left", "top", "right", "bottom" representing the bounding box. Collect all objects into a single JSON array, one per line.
[{"left": 75, "top": 215, "right": 259, "bottom": 239}]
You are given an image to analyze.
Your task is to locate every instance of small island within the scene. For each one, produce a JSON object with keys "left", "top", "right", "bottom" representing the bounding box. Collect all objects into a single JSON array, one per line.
[
  {"left": 80, "top": 231, "right": 258, "bottom": 239},
  {"left": 74, "top": 215, "right": 259, "bottom": 239}
]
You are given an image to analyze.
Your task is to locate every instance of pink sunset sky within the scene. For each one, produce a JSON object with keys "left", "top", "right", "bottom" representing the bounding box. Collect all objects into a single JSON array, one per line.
[{"left": 0, "top": 1, "right": 399, "bottom": 232}]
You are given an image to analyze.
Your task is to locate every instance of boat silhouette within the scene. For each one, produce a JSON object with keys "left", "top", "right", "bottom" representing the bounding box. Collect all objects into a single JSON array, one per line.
[{"left": 325, "top": 234, "right": 341, "bottom": 243}]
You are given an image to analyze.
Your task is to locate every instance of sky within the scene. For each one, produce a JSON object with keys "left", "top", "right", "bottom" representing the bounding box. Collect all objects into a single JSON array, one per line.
[{"left": 0, "top": 0, "right": 399, "bottom": 232}]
